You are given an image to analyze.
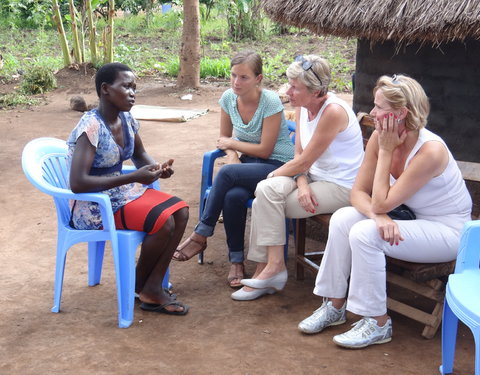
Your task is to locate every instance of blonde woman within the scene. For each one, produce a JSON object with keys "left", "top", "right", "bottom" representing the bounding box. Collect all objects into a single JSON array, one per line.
[
  {"left": 232, "top": 55, "right": 364, "bottom": 300},
  {"left": 298, "top": 74, "right": 472, "bottom": 349}
]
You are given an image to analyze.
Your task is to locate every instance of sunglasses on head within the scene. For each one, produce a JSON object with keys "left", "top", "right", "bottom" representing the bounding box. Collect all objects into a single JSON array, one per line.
[{"left": 294, "top": 55, "right": 323, "bottom": 86}]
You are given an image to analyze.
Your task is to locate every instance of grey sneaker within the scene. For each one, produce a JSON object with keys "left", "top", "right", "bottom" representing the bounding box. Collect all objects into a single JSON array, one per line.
[
  {"left": 333, "top": 317, "right": 392, "bottom": 349},
  {"left": 298, "top": 299, "right": 347, "bottom": 334}
]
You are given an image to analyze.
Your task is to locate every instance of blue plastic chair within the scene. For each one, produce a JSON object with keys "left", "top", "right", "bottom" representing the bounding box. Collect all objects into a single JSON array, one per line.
[
  {"left": 198, "top": 120, "right": 297, "bottom": 264},
  {"left": 21, "top": 137, "right": 169, "bottom": 328},
  {"left": 439, "top": 220, "right": 480, "bottom": 374}
]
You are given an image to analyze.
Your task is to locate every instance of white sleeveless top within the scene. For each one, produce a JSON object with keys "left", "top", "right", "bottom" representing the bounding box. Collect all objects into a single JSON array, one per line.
[
  {"left": 299, "top": 93, "right": 364, "bottom": 189},
  {"left": 395, "top": 128, "right": 472, "bottom": 232}
]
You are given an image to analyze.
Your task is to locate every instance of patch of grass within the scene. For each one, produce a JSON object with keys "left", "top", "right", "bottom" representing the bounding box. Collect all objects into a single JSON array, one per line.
[
  {"left": 158, "top": 56, "right": 231, "bottom": 79},
  {"left": 200, "top": 56, "right": 230, "bottom": 78},
  {"left": 115, "top": 9, "right": 183, "bottom": 38},
  {"left": 0, "top": 53, "right": 20, "bottom": 78},
  {"left": 0, "top": 28, "right": 63, "bottom": 81},
  {"left": 0, "top": 92, "right": 40, "bottom": 109}
]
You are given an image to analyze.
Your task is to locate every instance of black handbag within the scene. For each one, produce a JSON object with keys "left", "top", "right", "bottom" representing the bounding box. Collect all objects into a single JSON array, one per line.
[{"left": 387, "top": 204, "right": 416, "bottom": 220}]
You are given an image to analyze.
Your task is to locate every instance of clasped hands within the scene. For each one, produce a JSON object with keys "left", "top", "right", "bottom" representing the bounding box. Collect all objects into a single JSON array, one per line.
[
  {"left": 136, "top": 159, "right": 174, "bottom": 184},
  {"left": 216, "top": 136, "right": 233, "bottom": 150}
]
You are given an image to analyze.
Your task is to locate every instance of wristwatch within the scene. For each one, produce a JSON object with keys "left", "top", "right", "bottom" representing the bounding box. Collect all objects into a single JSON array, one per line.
[{"left": 267, "top": 172, "right": 275, "bottom": 178}]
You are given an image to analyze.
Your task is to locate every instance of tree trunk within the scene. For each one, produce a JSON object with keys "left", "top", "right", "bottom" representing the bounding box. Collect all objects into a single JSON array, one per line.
[
  {"left": 177, "top": 0, "right": 200, "bottom": 88},
  {"left": 51, "top": 0, "right": 72, "bottom": 66}
]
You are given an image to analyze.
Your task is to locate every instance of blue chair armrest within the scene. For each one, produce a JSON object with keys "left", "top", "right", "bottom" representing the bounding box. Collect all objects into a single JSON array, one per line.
[
  {"left": 42, "top": 183, "right": 117, "bottom": 233},
  {"left": 286, "top": 120, "right": 296, "bottom": 144},
  {"left": 199, "top": 149, "right": 226, "bottom": 210},
  {"left": 286, "top": 119, "right": 296, "bottom": 133}
]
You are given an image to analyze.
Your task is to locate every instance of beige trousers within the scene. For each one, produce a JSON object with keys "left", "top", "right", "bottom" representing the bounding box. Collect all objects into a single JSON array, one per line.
[{"left": 247, "top": 176, "right": 351, "bottom": 263}]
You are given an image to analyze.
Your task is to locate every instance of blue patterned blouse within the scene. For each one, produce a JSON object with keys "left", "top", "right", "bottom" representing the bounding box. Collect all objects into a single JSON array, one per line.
[{"left": 66, "top": 109, "right": 147, "bottom": 230}]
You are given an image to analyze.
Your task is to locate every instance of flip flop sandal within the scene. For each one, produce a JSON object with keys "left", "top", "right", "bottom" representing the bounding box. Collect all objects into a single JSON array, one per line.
[
  {"left": 173, "top": 236, "right": 207, "bottom": 261},
  {"left": 140, "top": 301, "right": 189, "bottom": 316},
  {"left": 135, "top": 288, "right": 177, "bottom": 300}
]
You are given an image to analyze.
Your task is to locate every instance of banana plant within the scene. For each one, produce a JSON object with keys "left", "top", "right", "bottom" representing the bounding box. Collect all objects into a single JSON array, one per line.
[
  {"left": 51, "top": 0, "right": 72, "bottom": 65},
  {"left": 86, "top": 0, "right": 98, "bottom": 65},
  {"left": 68, "top": 0, "right": 84, "bottom": 63}
]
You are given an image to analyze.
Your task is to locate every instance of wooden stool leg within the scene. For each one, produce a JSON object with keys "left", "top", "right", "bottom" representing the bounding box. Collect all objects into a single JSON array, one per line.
[
  {"left": 295, "top": 218, "right": 306, "bottom": 280},
  {"left": 422, "top": 301, "right": 444, "bottom": 339}
]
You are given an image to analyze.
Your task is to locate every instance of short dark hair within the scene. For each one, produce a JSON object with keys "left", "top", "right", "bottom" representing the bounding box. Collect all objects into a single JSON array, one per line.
[{"left": 95, "top": 62, "right": 132, "bottom": 97}]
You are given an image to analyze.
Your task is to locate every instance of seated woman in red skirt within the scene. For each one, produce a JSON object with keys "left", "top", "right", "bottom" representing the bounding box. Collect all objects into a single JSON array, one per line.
[{"left": 67, "top": 62, "right": 189, "bottom": 315}]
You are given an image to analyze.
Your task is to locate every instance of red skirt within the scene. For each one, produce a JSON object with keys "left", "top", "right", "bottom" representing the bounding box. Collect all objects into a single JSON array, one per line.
[{"left": 114, "top": 188, "right": 188, "bottom": 235}]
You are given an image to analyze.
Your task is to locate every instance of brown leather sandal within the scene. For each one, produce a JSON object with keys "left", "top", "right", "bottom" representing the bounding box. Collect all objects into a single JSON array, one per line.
[
  {"left": 227, "top": 263, "right": 245, "bottom": 288},
  {"left": 173, "top": 236, "right": 207, "bottom": 261}
]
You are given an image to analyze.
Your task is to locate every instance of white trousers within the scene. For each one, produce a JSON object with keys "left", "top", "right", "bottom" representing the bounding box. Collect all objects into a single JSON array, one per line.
[
  {"left": 314, "top": 206, "right": 462, "bottom": 317},
  {"left": 247, "top": 176, "right": 351, "bottom": 263}
]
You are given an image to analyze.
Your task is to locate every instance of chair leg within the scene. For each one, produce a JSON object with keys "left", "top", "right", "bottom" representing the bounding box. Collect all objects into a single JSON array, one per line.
[
  {"left": 283, "top": 218, "right": 290, "bottom": 262},
  {"left": 162, "top": 267, "right": 171, "bottom": 290},
  {"left": 88, "top": 241, "right": 105, "bottom": 286},
  {"left": 114, "top": 233, "right": 143, "bottom": 328},
  {"left": 440, "top": 299, "right": 458, "bottom": 374},
  {"left": 474, "top": 329, "right": 480, "bottom": 375},
  {"left": 197, "top": 201, "right": 206, "bottom": 265},
  {"left": 422, "top": 300, "right": 444, "bottom": 339},
  {"left": 52, "top": 234, "right": 69, "bottom": 313},
  {"left": 295, "top": 218, "right": 307, "bottom": 280}
]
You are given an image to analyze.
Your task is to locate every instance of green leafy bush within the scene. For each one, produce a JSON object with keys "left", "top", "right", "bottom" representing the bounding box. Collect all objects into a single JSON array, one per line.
[
  {"left": 0, "top": 92, "right": 39, "bottom": 109},
  {"left": 21, "top": 66, "right": 57, "bottom": 94}
]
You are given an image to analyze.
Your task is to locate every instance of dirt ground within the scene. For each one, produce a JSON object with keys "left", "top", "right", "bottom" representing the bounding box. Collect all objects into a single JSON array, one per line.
[{"left": 0, "top": 69, "right": 475, "bottom": 375}]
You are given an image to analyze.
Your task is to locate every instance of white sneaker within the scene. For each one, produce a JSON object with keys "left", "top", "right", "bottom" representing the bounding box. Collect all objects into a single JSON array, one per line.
[
  {"left": 333, "top": 317, "right": 392, "bottom": 349},
  {"left": 298, "top": 299, "right": 347, "bottom": 334}
]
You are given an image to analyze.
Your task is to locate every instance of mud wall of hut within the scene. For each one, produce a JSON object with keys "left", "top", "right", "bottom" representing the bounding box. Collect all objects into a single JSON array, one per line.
[{"left": 353, "top": 38, "right": 480, "bottom": 162}]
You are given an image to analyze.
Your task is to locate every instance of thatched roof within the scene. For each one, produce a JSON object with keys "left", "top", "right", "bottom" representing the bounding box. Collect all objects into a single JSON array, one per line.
[{"left": 262, "top": 0, "right": 480, "bottom": 45}]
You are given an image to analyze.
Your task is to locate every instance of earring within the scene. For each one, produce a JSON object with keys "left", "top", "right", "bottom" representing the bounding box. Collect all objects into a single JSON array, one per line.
[{"left": 397, "top": 118, "right": 401, "bottom": 123}]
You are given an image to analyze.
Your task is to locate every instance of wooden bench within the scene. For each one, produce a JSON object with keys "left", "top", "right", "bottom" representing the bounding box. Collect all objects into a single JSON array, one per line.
[{"left": 294, "top": 113, "right": 480, "bottom": 339}]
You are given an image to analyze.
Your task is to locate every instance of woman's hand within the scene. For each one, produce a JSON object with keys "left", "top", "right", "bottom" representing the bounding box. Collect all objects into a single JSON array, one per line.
[
  {"left": 376, "top": 113, "right": 407, "bottom": 153},
  {"left": 159, "top": 159, "right": 175, "bottom": 179},
  {"left": 216, "top": 136, "right": 233, "bottom": 150},
  {"left": 226, "top": 153, "right": 241, "bottom": 164},
  {"left": 373, "top": 214, "right": 404, "bottom": 246},
  {"left": 297, "top": 182, "right": 318, "bottom": 213},
  {"left": 134, "top": 163, "right": 163, "bottom": 184}
]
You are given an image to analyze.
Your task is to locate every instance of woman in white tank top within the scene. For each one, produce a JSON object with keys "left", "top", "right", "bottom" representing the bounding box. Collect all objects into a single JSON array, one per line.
[
  {"left": 297, "top": 74, "right": 472, "bottom": 349},
  {"left": 231, "top": 55, "right": 364, "bottom": 302}
]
